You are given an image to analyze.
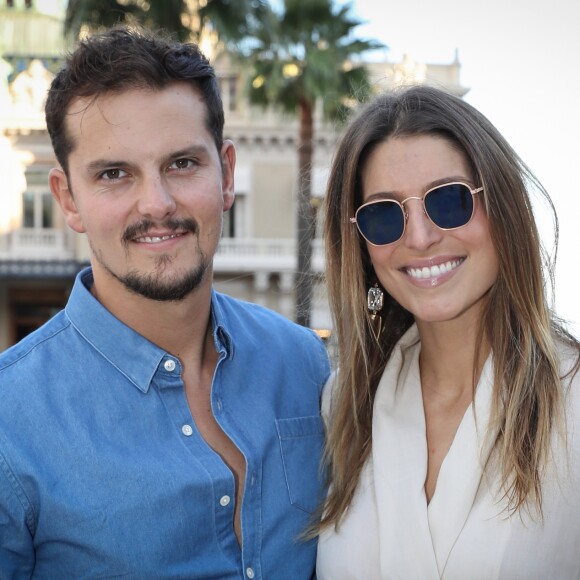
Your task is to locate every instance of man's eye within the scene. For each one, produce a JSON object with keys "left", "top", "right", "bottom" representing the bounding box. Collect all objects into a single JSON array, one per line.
[
  {"left": 170, "top": 159, "right": 194, "bottom": 170},
  {"left": 100, "top": 168, "right": 127, "bottom": 180}
]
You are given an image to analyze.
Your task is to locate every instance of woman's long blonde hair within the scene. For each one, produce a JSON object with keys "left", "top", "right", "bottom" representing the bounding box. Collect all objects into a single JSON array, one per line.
[{"left": 317, "top": 85, "right": 580, "bottom": 533}]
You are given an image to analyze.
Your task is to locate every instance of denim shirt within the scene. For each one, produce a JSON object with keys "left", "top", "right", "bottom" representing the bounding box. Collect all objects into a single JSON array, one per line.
[{"left": 0, "top": 268, "right": 330, "bottom": 579}]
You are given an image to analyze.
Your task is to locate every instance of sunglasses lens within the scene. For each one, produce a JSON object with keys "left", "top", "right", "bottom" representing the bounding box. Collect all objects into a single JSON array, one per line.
[
  {"left": 424, "top": 183, "right": 474, "bottom": 229},
  {"left": 356, "top": 201, "right": 405, "bottom": 245}
]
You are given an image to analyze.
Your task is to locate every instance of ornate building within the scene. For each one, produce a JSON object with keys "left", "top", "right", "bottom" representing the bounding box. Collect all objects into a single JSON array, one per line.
[{"left": 0, "top": 1, "right": 467, "bottom": 351}]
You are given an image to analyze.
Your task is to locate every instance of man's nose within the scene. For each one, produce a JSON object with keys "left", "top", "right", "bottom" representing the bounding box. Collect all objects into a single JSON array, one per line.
[{"left": 137, "top": 174, "right": 177, "bottom": 219}]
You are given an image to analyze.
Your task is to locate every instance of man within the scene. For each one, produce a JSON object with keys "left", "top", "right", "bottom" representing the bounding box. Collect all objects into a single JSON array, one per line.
[{"left": 0, "top": 27, "right": 330, "bottom": 578}]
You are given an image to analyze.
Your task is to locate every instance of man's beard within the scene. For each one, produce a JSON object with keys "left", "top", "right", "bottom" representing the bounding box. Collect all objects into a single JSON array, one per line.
[
  {"left": 119, "top": 259, "right": 209, "bottom": 301},
  {"left": 92, "top": 217, "right": 210, "bottom": 302}
]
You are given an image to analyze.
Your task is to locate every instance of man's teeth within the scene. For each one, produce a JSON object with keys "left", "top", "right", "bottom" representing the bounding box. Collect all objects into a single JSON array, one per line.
[
  {"left": 139, "top": 234, "right": 181, "bottom": 243},
  {"left": 406, "top": 259, "right": 463, "bottom": 279}
]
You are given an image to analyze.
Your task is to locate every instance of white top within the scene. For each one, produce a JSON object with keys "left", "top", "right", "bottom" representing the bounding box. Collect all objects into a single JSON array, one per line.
[{"left": 317, "top": 325, "right": 580, "bottom": 580}]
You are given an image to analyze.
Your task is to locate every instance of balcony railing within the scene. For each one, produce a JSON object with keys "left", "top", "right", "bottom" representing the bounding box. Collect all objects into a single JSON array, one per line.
[
  {"left": 0, "top": 228, "right": 74, "bottom": 260},
  {"left": 214, "top": 238, "right": 325, "bottom": 273}
]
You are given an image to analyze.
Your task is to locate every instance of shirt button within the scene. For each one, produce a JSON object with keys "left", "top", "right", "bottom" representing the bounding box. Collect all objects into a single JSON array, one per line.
[
  {"left": 246, "top": 567, "right": 255, "bottom": 579},
  {"left": 164, "top": 359, "right": 176, "bottom": 372},
  {"left": 219, "top": 495, "right": 230, "bottom": 507},
  {"left": 181, "top": 424, "right": 193, "bottom": 436}
]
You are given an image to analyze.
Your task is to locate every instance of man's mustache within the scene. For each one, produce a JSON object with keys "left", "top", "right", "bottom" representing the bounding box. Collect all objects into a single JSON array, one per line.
[{"left": 122, "top": 218, "right": 198, "bottom": 243}]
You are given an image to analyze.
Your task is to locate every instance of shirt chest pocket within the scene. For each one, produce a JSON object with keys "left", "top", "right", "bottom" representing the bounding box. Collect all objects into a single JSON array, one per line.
[{"left": 275, "top": 415, "right": 325, "bottom": 513}]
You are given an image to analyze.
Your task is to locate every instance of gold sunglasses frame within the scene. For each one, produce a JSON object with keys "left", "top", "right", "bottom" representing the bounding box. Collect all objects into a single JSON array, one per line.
[{"left": 349, "top": 181, "right": 484, "bottom": 247}]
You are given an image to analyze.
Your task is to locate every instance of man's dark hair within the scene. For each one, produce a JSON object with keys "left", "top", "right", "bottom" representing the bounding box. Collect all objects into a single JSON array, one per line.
[{"left": 45, "top": 26, "right": 224, "bottom": 174}]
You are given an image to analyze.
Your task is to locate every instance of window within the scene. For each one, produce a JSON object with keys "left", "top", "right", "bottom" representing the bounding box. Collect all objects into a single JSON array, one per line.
[
  {"left": 220, "top": 165, "right": 251, "bottom": 239},
  {"left": 222, "top": 194, "right": 249, "bottom": 238},
  {"left": 222, "top": 201, "right": 236, "bottom": 238},
  {"left": 219, "top": 76, "right": 238, "bottom": 113},
  {"left": 22, "top": 189, "right": 54, "bottom": 229},
  {"left": 4, "top": 0, "right": 32, "bottom": 7},
  {"left": 8, "top": 287, "right": 67, "bottom": 345}
]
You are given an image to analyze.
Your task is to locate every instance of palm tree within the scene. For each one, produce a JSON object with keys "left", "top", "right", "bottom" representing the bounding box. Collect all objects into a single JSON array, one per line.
[
  {"left": 241, "top": 0, "right": 383, "bottom": 326},
  {"left": 64, "top": 0, "right": 267, "bottom": 42}
]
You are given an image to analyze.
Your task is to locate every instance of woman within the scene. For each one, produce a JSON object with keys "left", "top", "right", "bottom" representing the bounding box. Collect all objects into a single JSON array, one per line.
[{"left": 315, "top": 86, "right": 580, "bottom": 579}]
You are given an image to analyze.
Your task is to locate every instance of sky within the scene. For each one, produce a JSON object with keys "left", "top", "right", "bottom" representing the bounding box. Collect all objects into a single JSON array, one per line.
[{"left": 348, "top": 0, "right": 580, "bottom": 335}]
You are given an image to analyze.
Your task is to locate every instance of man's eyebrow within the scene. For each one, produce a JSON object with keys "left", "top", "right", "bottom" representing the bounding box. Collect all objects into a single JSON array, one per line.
[
  {"left": 167, "top": 145, "right": 212, "bottom": 160},
  {"left": 86, "top": 158, "right": 128, "bottom": 173}
]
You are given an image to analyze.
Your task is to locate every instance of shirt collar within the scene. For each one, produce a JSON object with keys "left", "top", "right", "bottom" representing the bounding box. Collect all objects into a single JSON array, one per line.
[
  {"left": 65, "top": 268, "right": 166, "bottom": 393},
  {"left": 209, "top": 289, "right": 234, "bottom": 360},
  {"left": 65, "top": 269, "right": 234, "bottom": 393}
]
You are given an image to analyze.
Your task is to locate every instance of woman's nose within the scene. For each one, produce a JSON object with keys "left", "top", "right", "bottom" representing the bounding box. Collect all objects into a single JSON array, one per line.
[{"left": 401, "top": 199, "right": 442, "bottom": 250}]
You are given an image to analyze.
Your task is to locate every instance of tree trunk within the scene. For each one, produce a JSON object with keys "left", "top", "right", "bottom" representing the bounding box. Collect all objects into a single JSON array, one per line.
[{"left": 295, "top": 98, "right": 316, "bottom": 327}]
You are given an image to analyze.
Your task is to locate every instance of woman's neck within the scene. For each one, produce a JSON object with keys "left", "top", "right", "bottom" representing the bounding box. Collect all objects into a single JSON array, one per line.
[{"left": 416, "top": 316, "right": 489, "bottom": 400}]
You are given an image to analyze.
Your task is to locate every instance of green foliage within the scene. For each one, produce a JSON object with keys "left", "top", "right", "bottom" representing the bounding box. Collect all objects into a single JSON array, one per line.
[
  {"left": 241, "top": 0, "right": 384, "bottom": 123},
  {"left": 65, "top": 0, "right": 189, "bottom": 40},
  {"left": 198, "top": 0, "right": 269, "bottom": 42},
  {"left": 64, "top": 0, "right": 268, "bottom": 42},
  {"left": 64, "top": 0, "right": 384, "bottom": 121}
]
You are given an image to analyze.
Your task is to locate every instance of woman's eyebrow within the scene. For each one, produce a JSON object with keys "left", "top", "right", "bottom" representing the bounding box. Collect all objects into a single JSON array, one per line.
[{"left": 363, "top": 175, "right": 474, "bottom": 202}]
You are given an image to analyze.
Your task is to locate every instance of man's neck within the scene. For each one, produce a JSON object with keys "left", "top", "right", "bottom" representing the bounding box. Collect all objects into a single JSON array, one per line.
[{"left": 90, "top": 271, "right": 214, "bottom": 364}]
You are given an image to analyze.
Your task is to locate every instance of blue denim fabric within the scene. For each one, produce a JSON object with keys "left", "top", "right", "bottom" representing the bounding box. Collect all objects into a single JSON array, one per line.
[{"left": 0, "top": 268, "right": 330, "bottom": 579}]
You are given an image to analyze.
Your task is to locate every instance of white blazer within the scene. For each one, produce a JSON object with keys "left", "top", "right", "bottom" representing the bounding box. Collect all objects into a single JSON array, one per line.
[{"left": 317, "top": 325, "right": 580, "bottom": 579}]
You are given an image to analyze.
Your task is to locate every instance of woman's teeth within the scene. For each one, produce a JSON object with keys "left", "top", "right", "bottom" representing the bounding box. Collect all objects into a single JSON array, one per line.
[{"left": 406, "top": 259, "right": 463, "bottom": 279}]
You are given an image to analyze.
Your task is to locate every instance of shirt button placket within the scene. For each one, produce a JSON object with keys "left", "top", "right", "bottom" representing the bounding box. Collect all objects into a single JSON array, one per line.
[{"left": 245, "top": 567, "right": 255, "bottom": 579}]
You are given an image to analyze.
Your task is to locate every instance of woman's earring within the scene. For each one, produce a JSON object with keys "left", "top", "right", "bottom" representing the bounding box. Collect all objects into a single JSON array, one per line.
[{"left": 367, "top": 283, "right": 384, "bottom": 340}]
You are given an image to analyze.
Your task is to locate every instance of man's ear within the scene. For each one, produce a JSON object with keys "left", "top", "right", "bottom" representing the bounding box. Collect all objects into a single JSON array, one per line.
[
  {"left": 221, "top": 140, "right": 236, "bottom": 212},
  {"left": 49, "top": 168, "right": 86, "bottom": 234}
]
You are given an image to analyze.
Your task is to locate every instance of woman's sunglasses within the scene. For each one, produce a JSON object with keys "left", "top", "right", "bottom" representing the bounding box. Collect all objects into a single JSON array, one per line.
[{"left": 350, "top": 181, "right": 484, "bottom": 246}]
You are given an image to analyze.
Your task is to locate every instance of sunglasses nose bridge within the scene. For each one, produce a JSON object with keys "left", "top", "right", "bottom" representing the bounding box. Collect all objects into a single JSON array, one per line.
[{"left": 400, "top": 196, "right": 425, "bottom": 221}]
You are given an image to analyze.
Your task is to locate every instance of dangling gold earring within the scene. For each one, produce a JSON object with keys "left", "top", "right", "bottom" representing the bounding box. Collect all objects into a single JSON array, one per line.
[{"left": 367, "top": 283, "right": 384, "bottom": 340}]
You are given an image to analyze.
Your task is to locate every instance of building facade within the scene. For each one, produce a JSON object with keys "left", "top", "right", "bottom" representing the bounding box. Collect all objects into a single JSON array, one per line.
[{"left": 0, "top": 0, "right": 467, "bottom": 351}]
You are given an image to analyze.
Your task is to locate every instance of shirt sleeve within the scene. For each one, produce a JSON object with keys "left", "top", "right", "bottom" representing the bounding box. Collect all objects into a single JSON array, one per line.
[{"left": 0, "top": 453, "right": 35, "bottom": 578}]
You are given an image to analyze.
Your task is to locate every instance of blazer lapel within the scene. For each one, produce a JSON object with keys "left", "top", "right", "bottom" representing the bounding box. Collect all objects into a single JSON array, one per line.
[
  {"left": 426, "top": 357, "right": 496, "bottom": 577},
  {"left": 372, "top": 326, "right": 440, "bottom": 579}
]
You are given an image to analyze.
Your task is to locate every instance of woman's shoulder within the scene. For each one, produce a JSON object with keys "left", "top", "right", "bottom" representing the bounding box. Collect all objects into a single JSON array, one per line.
[
  {"left": 321, "top": 325, "right": 421, "bottom": 420},
  {"left": 321, "top": 370, "right": 338, "bottom": 424}
]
